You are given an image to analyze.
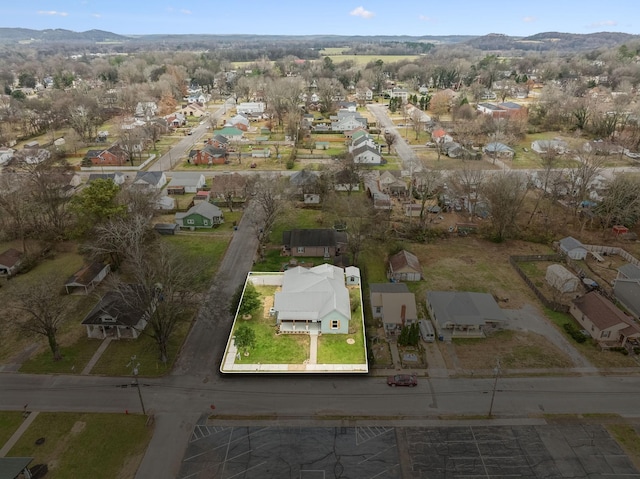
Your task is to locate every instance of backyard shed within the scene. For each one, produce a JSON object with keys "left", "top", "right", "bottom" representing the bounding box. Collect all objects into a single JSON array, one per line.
[
  {"left": 559, "top": 236, "right": 588, "bottom": 260},
  {"left": 546, "top": 264, "right": 580, "bottom": 293}
]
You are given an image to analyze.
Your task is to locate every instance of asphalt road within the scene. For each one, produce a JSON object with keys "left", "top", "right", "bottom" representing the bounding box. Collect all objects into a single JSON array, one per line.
[
  {"left": 149, "top": 98, "right": 235, "bottom": 172},
  {"left": 4, "top": 102, "right": 640, "bottom": 478}
]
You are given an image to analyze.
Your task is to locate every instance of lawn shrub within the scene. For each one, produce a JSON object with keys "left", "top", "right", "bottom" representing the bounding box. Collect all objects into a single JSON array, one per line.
[{"left": 563, "top": 322, "right": 587, "bottom": 343}]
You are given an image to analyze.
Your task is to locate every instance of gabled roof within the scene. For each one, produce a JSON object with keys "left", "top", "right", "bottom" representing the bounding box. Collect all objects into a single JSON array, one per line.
[
  {"left": 134, "top": 171, "right": 164, "bottom": 186},
  {"left": 0, "top": 248, "right": 23, "bottom": 268},
  {"left": 289, "top": 169, "right": 318, "bottom": 186},
  {"left": 559, "top": 236, "right": 585, "bottom": 252},
  {"left": 283, "top": 229, "right": 347, "bottom": 248},
  {"left": 381, "top": 292, "right": 418, "bottom": 324},
  {"left": 389, "top": 250, "right": 422, "bottom": 276},
  {"left": 176, "top": 201, "right": 222, "bottom": 220},
  {"left": 614, "top": 279, "right": 640, "bottom": 318},
  {"left": 427, "top": 291, "right": 507, "bottom": 327},
  {"left": 351, "top": 144, "right": 380, "bottom": 158},
  {"left": 483, "top": 142, "right": 514, "bottom": 153},
  {"left": 618, "top": 263, "right": 640, "bottom": 280},
  {"left": 81, "top": 286, "right": 149, "bottom": 327},
  {"left": 65, "top": 262, "right": 109, "bottom": 287},
  {"left": 0, "top": 457, "right": 34, "bottom": 479},
  {"left": 274, "top": 264, "right": 350, "bottom": 321},
  {"left": 202, "top": 145, "right": 227, "bottom": 158},
  {"left": 213, "top": 127, "right": 243, "bottom": 138},
  {"left": 212, "top": 134, "right": 229, "bottom": 144},
  {"left": 573, "top": 291, "right": 633, "bottom": 330}
]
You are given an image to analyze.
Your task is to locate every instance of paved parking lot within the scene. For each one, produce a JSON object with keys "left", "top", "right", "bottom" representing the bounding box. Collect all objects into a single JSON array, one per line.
[{"left": 179, "top": 421, "right": 640, "bottom": 478}]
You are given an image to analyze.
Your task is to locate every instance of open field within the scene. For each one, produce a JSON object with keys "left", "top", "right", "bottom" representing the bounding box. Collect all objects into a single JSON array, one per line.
[
  {"left": 0, "top": 411, "right": 25, "bottom": 446},
  {"left": 7, "top": 412, "right": 152, "bottom": 479},
  {"left": 321, "top": 53, "right": 421, "bottom": 65},
  {"left": 450, "top": 329, "right": 574, "bottom": 370}
]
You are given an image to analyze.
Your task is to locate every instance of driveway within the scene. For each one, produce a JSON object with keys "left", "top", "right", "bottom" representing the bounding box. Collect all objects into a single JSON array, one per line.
[{"left": 503, "top": 303, "right": 594, "bottom": 369}]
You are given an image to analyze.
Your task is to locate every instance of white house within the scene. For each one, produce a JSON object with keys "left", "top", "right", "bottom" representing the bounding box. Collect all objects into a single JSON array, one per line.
[
  {"left": 236, "top": 102, "right": 265, "bottom": 114},
  {"left": 133, "top": 171, "right": 167, "bottom": 190},
  {"left": 273, "top": 264, "right": 354, "bottom": 335},
  {"left": 352, "top": 144, "right": 382, "bottom": 165},
  {"left": 166, "top": 173, "right": 206, "bottom": 193}
]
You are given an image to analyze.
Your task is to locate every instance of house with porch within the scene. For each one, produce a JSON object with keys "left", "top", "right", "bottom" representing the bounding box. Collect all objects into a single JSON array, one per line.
[
  {"left": 273, "top": 264, "right": 353, "bottom": 334},
  {"left": 81, "top": 286, "right": 156, "bottom": 339},
  {"left": 189, "top": 145, "right": 228, "bottom": 165},
  {"left": 426, "top": 291, "right": 507, "bottom": 339},
  {"left": 83, "top": 144, "right": 128, "bottom": 167},
  {"left": 64, "top": 262, "right": 110, "bottom": 294},
  {"left": 282, "top": 229, "right": 347, "bottom": 258},
  {"left": 570, "top": 291, "right": 640, "bottom": 346},
  {"left": 175, "top": 202, "right": 224, "bottom": 229},
  {"left": 370, "top": 283, "right": 418, "bottom": 335}
]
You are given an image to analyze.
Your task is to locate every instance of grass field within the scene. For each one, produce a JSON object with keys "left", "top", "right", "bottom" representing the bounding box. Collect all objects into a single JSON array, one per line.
[
  {"left": 451, "top": 329, "right": 573, "bottom": 370},
  {"left": 7, "top": 412, "right": 152, "bottom": 479},
  {"left": 0, "top": 411, "right": 25, "bottom": 446},
  {"left": 90, "top": 318, "right": 193, "bottom": 376}
]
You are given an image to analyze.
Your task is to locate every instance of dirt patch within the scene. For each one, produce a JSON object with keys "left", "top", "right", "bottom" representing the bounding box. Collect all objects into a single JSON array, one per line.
[
  {"left": 71, "top": 421, "right": 86, "bottom": 434},
  {"left": 451, "top": 330, "right": 574, "bottom": 370}
]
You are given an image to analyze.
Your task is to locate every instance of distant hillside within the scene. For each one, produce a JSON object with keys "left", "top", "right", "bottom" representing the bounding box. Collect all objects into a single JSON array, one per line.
[
  {"left": 0, "top": 28, "right": 637, "bottom": 52},
  {"left": 466, "top": 31, "right": 639, "bottom": 51},
  {"left": 0, "top": 28, "right": 129, "bottom": 44}
]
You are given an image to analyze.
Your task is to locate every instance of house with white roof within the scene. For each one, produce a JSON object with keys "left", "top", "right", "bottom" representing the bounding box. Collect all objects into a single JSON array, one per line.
[{"left": 273, "top": 264, "right": 354, "bottom": 334}]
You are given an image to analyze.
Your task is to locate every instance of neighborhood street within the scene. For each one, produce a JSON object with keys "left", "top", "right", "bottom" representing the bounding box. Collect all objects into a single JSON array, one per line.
[{"left": 2, "top": 102, "right": 640, "bottom": 479}]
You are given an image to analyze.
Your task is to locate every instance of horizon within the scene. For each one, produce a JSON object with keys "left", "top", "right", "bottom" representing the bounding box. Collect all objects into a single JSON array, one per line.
[{"left": 1, "top": 0, "right": 638, "bottom": 37}]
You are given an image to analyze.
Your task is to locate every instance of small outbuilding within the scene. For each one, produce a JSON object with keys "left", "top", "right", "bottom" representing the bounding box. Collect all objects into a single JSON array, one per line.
[
  {"left": 546, "top": 264, "right": 580, "bottom": 293},
  {"left": 559, "top": 236, "right": 588, "bottom": 260},
  {"left": 0, "top": 248, "right": 23, "bottom": 277},
  {"left": 64, "top": 262, "right": 110, "bottom": 294},
  {"left": 345, "top": 266, "right": 360, "bottom": 285},
  {"left": 387, "top": 250, "right": 422, "bottom": 282}
]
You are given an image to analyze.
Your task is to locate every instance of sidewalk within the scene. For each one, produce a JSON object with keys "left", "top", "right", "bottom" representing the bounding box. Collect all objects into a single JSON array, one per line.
[
  {"left": 81, "top": 338, "right": 112, "bottom": 375},
  {"left": 0, "top": 411, "right": 39, "bottom": 457}
]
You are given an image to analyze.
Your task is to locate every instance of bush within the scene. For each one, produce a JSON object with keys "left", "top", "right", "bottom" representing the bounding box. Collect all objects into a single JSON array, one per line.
[
  {"left": 398, "top": 323, "right": 420, "bottom": 347},
  {"left": 286, "top": 159, "right": 294, "bottom": 169},
  {"left": 563, "top": 322, "right": 587, "bottom": 343}
]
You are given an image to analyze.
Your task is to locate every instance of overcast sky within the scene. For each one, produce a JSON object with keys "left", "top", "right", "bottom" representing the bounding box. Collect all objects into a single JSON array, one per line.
[{"left": 1, "top": 1, "right": 638, "bottom": 37}]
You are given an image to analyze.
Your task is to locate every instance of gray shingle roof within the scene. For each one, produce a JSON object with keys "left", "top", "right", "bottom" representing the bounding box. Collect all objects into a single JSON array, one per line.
[{"left": 427, "top": 291, "right": 507, "bottom": 328}]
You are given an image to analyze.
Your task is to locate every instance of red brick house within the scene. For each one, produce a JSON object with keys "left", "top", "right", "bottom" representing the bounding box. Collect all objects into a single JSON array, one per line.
[
  {"left": 83, "top": 145, "right": 128, "bottom": 166},
  {"left": 189, "top": 145, "right": 228, "bottom": 165}
]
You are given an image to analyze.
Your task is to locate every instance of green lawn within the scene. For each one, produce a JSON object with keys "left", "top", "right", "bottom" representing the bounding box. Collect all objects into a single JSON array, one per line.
[
  {"left": 162, "top": 234, "right": 230, "bottom": 291},
  {"left": 269, "top": 208, "right": 330, "bottom": 244},
  {"left": 7, "top": 412, "right": 152, "bottom": 479},
  {"left": 90, "top": 319, "right": 192, "bottom": 376},
  {"left": 251, "top": 249, "right": 325, "bottom": 272},
  {"left": 20, "top": 339, "right": 101, "bottom": 375},
  {"left": 317, "top": 288, "right": 366, "bottom": 364},
  {"left": 0, "top": 412, "right": 24, "bottom": 446}
]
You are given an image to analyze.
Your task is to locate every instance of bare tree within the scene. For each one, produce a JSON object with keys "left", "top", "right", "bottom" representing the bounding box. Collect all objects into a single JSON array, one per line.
[
  {"left": 413, "top": 168, "right": 444, "bottom": 224},
  {"left": 0, "top": 173, "right": 32, "bottom": 252},
  {"left": 594, "top": 174, "right": 640, "bottom": 236},
  {"left": 450, "top": 165, "right": 486, "bottom": 221},
  {"left": 110, "top": 242, "right": 203, "bottom": 364},
  {"left": 383, "top": 130, "right": 397, "bottom": 154},
  {"left": 527, "top": 150, "right": 560, "bottom": 225},
  {"left": 11, "top": 276, "right": 68, "bottom": 361},
  {"left": 251, "top": 174, "right": 287, "bottom": 259},
  {"left": 565, "top": 152, "right": 606, "bottom": 217},
  {"left": 482, "top": 171, "right": 530, "bottom": 242}
]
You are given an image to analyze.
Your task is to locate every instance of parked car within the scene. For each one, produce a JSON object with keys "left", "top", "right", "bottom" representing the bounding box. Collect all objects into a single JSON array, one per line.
[{"left": 387, "top": 374, "right": 417, "bottom": 387}]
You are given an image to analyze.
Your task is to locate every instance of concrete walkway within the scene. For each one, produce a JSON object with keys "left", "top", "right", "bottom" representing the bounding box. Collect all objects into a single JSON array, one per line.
[
  {"left": 389, "top": 341, "right": 402, "bottom": 370},
  {"left": 0, "top": 411, "right": 39, "bottom": 457},
  {"left": 309, "top": 331, "right": 318, "bottom": 365},
  {"left": 81, "top": 338, "right": 113, "bottom": 375}
]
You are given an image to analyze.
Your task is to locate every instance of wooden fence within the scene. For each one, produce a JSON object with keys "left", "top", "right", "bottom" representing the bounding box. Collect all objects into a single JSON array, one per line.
[{"left": 509, "top": 255, "right": 570, "bottom": 313}]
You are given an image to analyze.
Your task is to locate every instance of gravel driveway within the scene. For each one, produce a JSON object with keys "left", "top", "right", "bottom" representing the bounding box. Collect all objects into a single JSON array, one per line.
[{"left": 503, "top": 303, "right": 594, "bottom": 369}]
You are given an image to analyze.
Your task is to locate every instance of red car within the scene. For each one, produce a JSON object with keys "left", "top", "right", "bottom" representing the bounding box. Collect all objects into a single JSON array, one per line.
[{"left": 387, "top": 374, "right": 417, "bottom": 387}]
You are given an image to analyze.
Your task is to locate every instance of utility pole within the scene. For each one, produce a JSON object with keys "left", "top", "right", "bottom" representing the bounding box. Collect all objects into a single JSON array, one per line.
[
  {"left": 488, "top": 358, "right": 501, "bottom": 418},
  {"left": 127, "top": 355, "right": 147, "bottom": 415}
]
